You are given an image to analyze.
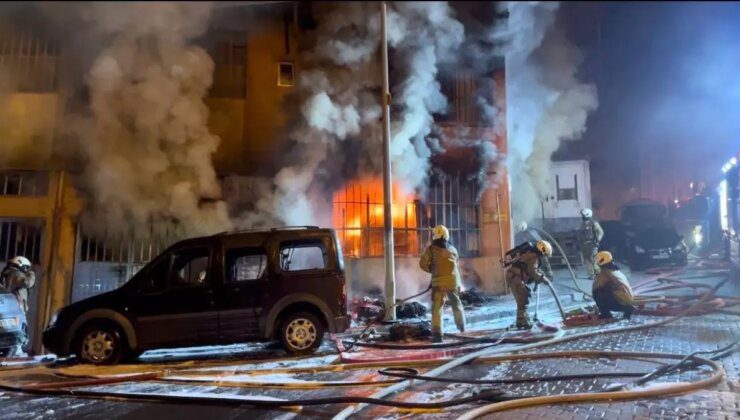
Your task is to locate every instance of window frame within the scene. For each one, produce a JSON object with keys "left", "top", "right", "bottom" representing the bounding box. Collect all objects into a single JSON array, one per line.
[
  {"left": 277, "top": 61, "right": 295, "bottom": 87},
  {"left": 166, "top": 246, "right": 212, "bottom": 290},
  {"left": 224, "top": 246, "right": 269, "bottom": 283},
  {"left": 276, "top": 238, "right": 332, "bottom": 274}
]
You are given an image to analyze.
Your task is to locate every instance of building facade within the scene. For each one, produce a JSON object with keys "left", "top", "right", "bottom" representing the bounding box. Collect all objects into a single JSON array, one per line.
[{"left": 0, "top": 2, "right": 512, "bottom": 353}]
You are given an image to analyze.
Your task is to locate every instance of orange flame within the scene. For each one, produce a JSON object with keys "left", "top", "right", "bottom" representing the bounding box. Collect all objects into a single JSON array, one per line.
[{"left": 332, "top": 177, "right": 419, "bottom": 257}]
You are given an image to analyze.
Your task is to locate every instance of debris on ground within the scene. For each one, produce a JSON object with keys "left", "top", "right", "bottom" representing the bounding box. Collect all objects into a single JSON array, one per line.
[
  {"left": 395, "top": 301, "right": 428, "bottom": 319},
  {"left": 459, "top": 288, "right": 488, "bottom": 308},
  {"left": 351, "top": 296, "right": 384, "bottom": 321},
  {"left": 388, "top": 322, "right": 432, "bottom": 342}
]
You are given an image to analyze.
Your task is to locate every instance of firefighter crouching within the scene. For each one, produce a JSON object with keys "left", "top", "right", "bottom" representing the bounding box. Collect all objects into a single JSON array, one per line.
[
  {"left": 0, "top": 256, "right": 36, "bottom": 350},
  {"left": 578, "top": 208, "right": 604, "bottom": 279},
  {"left": 593, "top": 251, "right": 635, "bottom": 320},
  {"left": 505, "top": 240, "right": 553, "bottom": 329},
  {"left": 419, "top": 225, "right": 466, "bottom": 343}
]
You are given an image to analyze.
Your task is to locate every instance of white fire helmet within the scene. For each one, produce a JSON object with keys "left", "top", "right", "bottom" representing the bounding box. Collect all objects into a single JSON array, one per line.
[
  {"left": 432, "top": 225, "right": 450, "bottom": 241},
  {"left": 9, "top": 256, "right": 31, "bottom": 270},
  {"left": 536, "top": 240, "right": 553, "bottom": 257},
  {"left": 581, "top": 208, "right": 593, "bottom": 219},
  {"left": 517, "top": 222, "right": 529, "bottom": 233},
  {"left": 595, "top": 251, "right": 613, "bottom": 266}
]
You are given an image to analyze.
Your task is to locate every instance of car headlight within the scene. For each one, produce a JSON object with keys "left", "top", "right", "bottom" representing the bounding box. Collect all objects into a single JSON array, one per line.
[{"left": 635, "top": 245, "right": 645, "bottom": 254}]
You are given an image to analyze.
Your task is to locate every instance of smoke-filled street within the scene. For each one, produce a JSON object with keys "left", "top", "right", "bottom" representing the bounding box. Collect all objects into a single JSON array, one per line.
[
  {"left": 0, "top": 261, "right": 737, "bottom": 419},
  {"left": 0, "top": 1, "right": 739, "bottom": 419}
]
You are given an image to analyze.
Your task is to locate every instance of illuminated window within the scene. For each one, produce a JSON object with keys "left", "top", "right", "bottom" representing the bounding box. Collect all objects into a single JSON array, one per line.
[
  {"left": 331, "top": 175, "right": 481, "bottom": 257},
  {"left": 278, "top": 62, "right": 294, "bottom": 87}
]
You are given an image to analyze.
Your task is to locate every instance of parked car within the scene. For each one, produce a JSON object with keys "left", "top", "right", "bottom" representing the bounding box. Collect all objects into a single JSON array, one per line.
[
  {"left": 620, "top": 201, "right": 689, "bottom": 271},
  {"left": 0, "top": 292, "right": 26, "bottom": 357},
  {"left": 43, "top": 226, "right": 350, "bottom": 364}
]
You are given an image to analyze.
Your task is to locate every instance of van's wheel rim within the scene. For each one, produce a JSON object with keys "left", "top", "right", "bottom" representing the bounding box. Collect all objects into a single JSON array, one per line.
[
  {"left": 285, "top": 318, "right": 317, "bottom": 351},
  {"left": 81, "top": 330, "right": 115, "bottom": 362}
]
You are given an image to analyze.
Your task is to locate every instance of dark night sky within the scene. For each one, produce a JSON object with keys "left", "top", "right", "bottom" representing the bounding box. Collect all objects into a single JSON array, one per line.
[{"left": 557, "top": 2, "right": 740, "bottom": 206}]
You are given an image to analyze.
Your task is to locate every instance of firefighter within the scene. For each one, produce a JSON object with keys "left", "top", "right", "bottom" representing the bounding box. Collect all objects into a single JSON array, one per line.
[
  {"left": 515, "top": 222, "right": 554, "bottom": 278},
  {"left": 0, "top": 256, "right": 35, "bottom": 350},
  {"left": 593, "top": 251, "right": 635, "bottom": 319},
  {"left": 419, "top": 225, "right": 466, "bottom": 343},
  {"left": 505, "top": 240, "right": 553, "bottom": 329},
  {"left": 578, "top": 208, "right": 604, "bottom": 279}
]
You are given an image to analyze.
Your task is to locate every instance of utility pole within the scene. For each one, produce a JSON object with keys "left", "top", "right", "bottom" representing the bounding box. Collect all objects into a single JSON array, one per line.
[{"left": 380, "top": 1, "right": 396, "bottom": 321}]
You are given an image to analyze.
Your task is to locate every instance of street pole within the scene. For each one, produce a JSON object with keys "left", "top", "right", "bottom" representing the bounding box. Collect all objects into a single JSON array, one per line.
[{"left": 380, "top": 1, "right": 396, "bottom": 321}]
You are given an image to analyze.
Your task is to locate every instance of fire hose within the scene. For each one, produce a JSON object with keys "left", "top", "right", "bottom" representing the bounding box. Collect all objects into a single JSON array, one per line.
[
  {"left": 332, "top": 276, "right": 729, "bottom": 419},
  {"left": 457, "top": 350, "right": 728, "bottom": 420}
]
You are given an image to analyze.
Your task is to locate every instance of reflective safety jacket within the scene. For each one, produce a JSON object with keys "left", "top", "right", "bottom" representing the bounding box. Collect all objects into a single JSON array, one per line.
[
  {"left": 419, "top": 242, "right": 462, "bottom": 290},
  {"left": 593, "top": 267, "right": 633, "bottom": 306}
]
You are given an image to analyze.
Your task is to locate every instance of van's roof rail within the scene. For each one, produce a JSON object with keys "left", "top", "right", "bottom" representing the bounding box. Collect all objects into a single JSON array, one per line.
[
  {"left": 270, "top": 225, "right": 320, "bottom": 231},
  {"left": 212, "top": 226, "right": 321, "bottom": 236}
]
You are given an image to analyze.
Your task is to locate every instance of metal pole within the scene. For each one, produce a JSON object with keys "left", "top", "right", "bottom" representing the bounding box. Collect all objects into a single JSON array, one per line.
[{"left": 380, "top": 1, "right": 396, "bottom": 322}]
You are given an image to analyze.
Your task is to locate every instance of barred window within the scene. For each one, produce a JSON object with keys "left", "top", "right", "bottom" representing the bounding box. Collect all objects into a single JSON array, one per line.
[
  {"left": 0, "top": 30, "right": 60, "bottom": 93},
  {"left": 332, "top": 175, "right": 481, "bottom": 258},
  {"left": 0, "top": 171, "right": 49, "bottom": 196}
]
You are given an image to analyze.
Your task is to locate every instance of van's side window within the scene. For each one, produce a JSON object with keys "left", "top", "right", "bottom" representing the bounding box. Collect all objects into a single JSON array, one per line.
[
  {"left": 226, "top": 248, "right": 267, "bottom": 282},
  {"left": 279, "top": 240, "right": 328, "bottom": 271},
  {"left": 138, "top": 256, "right": 168, "bottom": 293},
  {"left": 169, "top": 247, "right": 210, "bottom": 288}
]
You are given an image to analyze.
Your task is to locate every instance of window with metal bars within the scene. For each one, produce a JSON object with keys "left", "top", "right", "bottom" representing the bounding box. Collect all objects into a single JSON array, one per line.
[
  {"left": 434, "top": 72, "right": 495, "bottom": 126},
  {"left": 0, "top": 30, "right": 60, "bottom": 93},
  {"left": 331, "top": 175, "right": 481, "bottom": 258},
  {"left": 0, "top": 171, "right": 49, "bottom": 196},
  {"left": 0, "top": 219, "right": 42, "bottom": 264}
]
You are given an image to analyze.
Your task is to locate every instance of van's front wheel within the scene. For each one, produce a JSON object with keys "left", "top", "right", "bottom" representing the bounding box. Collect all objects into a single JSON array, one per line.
[
  {"left": 279, "top": 312, "right": 324, "bottom": 355},
  {"left": 76, "top": 324, "right": 125, "bottom": 365}
]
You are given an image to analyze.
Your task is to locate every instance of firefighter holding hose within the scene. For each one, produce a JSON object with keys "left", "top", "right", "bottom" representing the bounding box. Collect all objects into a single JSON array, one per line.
[
  {"left": 419, "top": 225, "right": 466, "bottom": 343},
  {"left": 593, "top": 251, "right": 635, "bottom": 319},
  {"left": 505, "top": 240, "right": 553, "bottom": 329},
  {"left": 515, "top": 222, "right": 554, "bottom": 278}
]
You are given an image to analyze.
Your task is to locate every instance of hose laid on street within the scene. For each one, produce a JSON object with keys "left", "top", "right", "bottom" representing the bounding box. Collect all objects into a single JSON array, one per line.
[
  {"left": 0, "top": 380, "right": 514, "bottom": 409},
  {"left": 377, "top": 366, "right": 647, "bottom": 384},
  {"left": 456, "top": 352, "right": 725, "bottom": 420},
  {"left": 332, "top": 276, "right": 728, "bottom": 420}
]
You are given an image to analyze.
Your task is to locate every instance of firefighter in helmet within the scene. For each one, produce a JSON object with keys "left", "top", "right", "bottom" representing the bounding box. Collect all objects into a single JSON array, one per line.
[
  {"left": 593, "top": 251, "right": 635, "bottom": 320},
  {"left": 515, "top": 222, "right": 554, "bottom": 278},
  {"left": 505, "top": 240, "right": 553, "bottom": 329},
  {"left": 578, "top": 208, "right": 604, "bottom": 278},
  {"left": 419, "top": 225, "right": 466, "bottom": 343},
  {"left": 0, "top": 256, "right": 35, "bottom": 350}
]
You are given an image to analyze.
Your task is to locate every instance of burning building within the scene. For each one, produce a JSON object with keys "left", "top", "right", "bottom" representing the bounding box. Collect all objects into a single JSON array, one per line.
[{"left": 0, "top": 1, "right": 600, "bottom": 352}]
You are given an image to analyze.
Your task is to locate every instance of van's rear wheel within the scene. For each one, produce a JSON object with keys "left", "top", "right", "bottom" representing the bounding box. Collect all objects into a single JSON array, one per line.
[
  {"left": 76, "top": 324, "right": 125, "bottom": 365},
  {"left": 279, "top": 312, "right": 324, "bottom": 355}
]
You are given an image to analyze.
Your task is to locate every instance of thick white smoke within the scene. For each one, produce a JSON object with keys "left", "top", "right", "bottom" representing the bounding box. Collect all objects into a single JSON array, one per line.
[
  {"left": 69, "top": 3, "right": 232, "bottom": 238},
  {"left": 499, "top": 2, "right": 598, "bottom": 223},
  {"left": 239, "top": 2, "right": 467, "bottom": 229}
]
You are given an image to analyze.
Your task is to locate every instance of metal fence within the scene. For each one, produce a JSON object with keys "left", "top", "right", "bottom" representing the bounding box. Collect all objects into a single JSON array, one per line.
[
  {"left": 0, "top": 171, "right": 49, "bottom": 196},
  {"left": 72, "top": 231, "right": 174, "bottom": 302}
]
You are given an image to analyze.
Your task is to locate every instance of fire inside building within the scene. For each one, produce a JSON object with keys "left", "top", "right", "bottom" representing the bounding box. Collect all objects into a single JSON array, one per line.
[{"left": 0, "top": 2, "right": 512, "bottom": 352}]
